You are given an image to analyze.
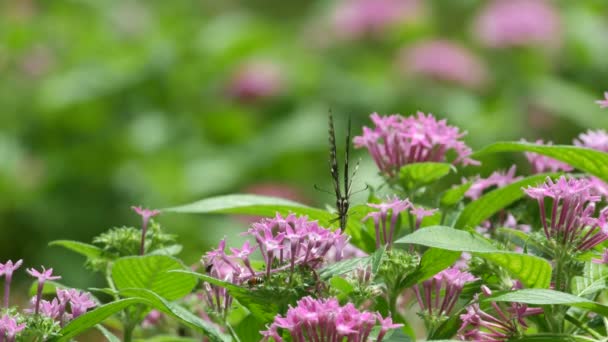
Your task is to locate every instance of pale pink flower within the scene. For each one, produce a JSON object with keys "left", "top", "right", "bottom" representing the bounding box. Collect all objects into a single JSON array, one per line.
[
  {"left": 414, "top": 267, "right": 477, "bottom": 317},
  {"left": 399, "top": 40, "right": 488, "bottom": 89},
  {"left": 0, "top": 259, "right": 23, "bottom": 308},
  {"left": 27, "top": 266, "right": 61, "bottom": 315},
  {"left": 522, "top": 140, "right": 573, "bottom": 174},
  {"left": 131, "top": 206, "right": 161, "bottom": 255},
  {"left": 596, "top": 92, "right": 608, "bottom": 108},
  {"left": 0, "top": 314, "right": 26, "bottom": 342},
  {"left": 364, "top": 197, "right": 412, "bottom": 248},
  {"left": 227, "top": 61, "right": 283, "bottom": 102},
  {"left": 465, "top": 165, "right": 521, "bottom": 200},
  {"left": 474, "top": 0, "right": 561, "bottom": 49},
  {"left": 592, "top": 249, "right": 608, "bottom": 265}
]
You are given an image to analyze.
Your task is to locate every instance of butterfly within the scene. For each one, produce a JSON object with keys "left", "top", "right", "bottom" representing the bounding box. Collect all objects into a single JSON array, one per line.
[{"left": 323, "top": 113, "right": 361, "bottom": 231}]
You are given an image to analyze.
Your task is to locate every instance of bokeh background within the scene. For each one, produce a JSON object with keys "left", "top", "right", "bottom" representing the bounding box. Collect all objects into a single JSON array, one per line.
[{"left": 1, "top": 0, "right": 608, "bottom": 292}]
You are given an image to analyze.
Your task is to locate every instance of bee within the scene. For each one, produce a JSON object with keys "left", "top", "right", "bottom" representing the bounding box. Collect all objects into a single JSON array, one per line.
[{"left": 246, "top": 276, "right": 264, "bottom": 287}]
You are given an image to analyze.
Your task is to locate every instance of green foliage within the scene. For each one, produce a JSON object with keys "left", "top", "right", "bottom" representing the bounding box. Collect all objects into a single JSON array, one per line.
[
  {"left": 487, "top": 289, "right": 608, "bottom": 317},
  {"left": 399, "top": 162, "right": 453, "bottom": 191}
]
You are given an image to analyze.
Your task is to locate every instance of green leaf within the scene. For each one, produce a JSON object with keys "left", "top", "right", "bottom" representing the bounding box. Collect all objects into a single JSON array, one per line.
[
  {"left": 401, "top": 248, "right": 461, "bottom": 288},
  {"left": 370, "top": 246, "right": 386, "bottom": 275},
  {"left": 111, "top": 255, "right": 196, "bottom": 300},
  {"left": 163, "top": 194, "right": 330, "bottom": 220},
  {"left": 170, "top": 270, "right": 279, "bottom": 322},
  {"left": 455, "top": 173, "right": 557, "bottom": 229},
  {"left": 233, "top": 315, "right": 264, "bottom": 342},
  {"left": 319, "top": 256, "right": 371, "bottom": 281},
  {"left": 396, "top": 226, "right": 552, "bottom": 288},
  {"left": 487, "top": 289, "right": 608, "bottom": 317},
  {"left": 509, "top": 334, "right": 578, "bottom": 342},
  {"left": 472, "top": 142, "right": 608, "bottom": 183},
  {"left": 399, "top": 162, "right": 452, "bottom": 190},
  {"left": 571, "top": 262, "right": 608, "bottom": 298},
  {"left": 51, "top": 298, "right": 142, "bottom": 342},
  {"left": 28, "top": 280, "right": 65, "bottom": 297},
  {"left": 148, "top": 244, "right": 183, "bottom": 256},
  {"left": 440, "top": 182, "right": 472, "bottom": 207},
  {"left": 120, "top": 288, "right": 229, "bottom": 342},
  {"left": 49, "top": 240, "right": 103, "bottom": 259},
  {"left": 330, "top": 276, "right": 354, "bottom": 295},
  {"left": 134, "top": 337, "right": 199, "bottom": 342}
]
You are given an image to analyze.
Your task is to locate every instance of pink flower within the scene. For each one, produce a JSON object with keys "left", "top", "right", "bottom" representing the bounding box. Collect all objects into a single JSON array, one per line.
[
  {"left": 131, "top": 206, "right": 161, "bottom": 255},
  {"left": 0, "top": 259, "right": 23, "bottom": 308},
  {"left": 574, "top": 129, "right": 608, "bottom": 153},
  {"left": 474, "top": 0, "right": 561, "bottom": 49},
  {"left": 522, "top": 140, "right": 573, "bottom": 174},
  {"left": 261, "top": 296, "right": 400, "bottom": 342},
  {"left": 27, "top": 266, "right": 61, "bottom": 315},
  {"left": 414, "top": 267, "right": 477, "bottom": 317},
  {"left": 142, "top": 310, "right": 163, "bottom": 328},
  {"left": 398, "top": 40, "right": 488, "bottom": 89},
  {"left": 524, "top": 176, "right": 607, "bottom": 253},
  {"left": 465, "top": 165, "right": 522, "bottom": 200},
  {"left": 57, "top": 288, "right": 96, "bottom": 318},
  {"left": 596, "top": 92, "right": 608, "bottom": 108},
  {"left": 409, "top": 205, "right": 438, "bottom": 231},
  {"left": 330, "top": 0, "right": 422, "bottom": 40},
  {"left": 354, "top": 112, "right": 478, "bottom": 177},
  {"left": 0, "top": 314, "right": 26, "bottom": 342},
  {"left": 364, "top": 197, "right": 412, "bottom": 248},
  {"left": 226, "top": 61, "right": 283, "bottom": 102}
]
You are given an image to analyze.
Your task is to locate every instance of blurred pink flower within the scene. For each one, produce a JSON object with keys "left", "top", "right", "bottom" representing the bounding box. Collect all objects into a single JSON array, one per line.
[
  {"left": 474, "top": 0, "right": 561, "bottom": 49},
  {"left": 597, "top": 92, "right": 608, "bottom": 108},
  {"left": 399, "top": 40, "right": 488, "bottom": 89},
  {"left": 331, "top": 0, "right": 422, "bottom": 40},
  {"left": 522, "top": 139, "right": 573, "bottom": 174},
  {"left": 227, "top": 61, "right": 284, "bottom": 102}
]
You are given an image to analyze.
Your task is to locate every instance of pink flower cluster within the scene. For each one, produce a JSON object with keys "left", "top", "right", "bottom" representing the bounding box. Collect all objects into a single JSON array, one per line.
[
  {"left": 227, "top": 61, "right": 284, "bottom": 102},
  {"left": 524, "top": 176, "right": 608, "bottom": 251},
  {"left": 474, "top": 0, "right": 561, "bottom": 49},
  {"left": 261, "top": 296, "right": 402, "bottom": 342},
  {"left": 597, "top": 92, "right": 608, "bottom": 108},
  {"left": 523, "top": 140, "right": 573, "bottom": 174},
  {"left": 29, "top": 288, "right": 96, "bottom": 325},
  {"left": 353, "top": 113, "right": 478, "bottom": 178},
  {"left": 458, "top": 284, "right": 542, "bottom": 341},
  {"left": 0, "top": 315, "right": 25, "bottom": 342},
  {"left": 465, "top": 165, "right": 522, "bottom": 200},
  {"left": 414, "top": 267, "right": 477, "bottom": 317},
  {"left": 364, "top": 197, "right": 436, "bottom": 248},
  {"left": 399, "top": 40, "right": 488, "bottom": 89},
  {"left": 331, "top": 0, "right": 421, "bottom": 40}
]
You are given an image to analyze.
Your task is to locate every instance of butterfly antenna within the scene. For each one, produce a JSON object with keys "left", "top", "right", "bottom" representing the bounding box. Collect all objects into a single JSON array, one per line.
[{"left": 313, "top": 184, "right": 334, "bottom": 195}]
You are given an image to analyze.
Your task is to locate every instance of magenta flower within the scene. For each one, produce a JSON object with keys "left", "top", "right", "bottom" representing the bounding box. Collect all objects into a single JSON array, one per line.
[
  {"left": 524, "top": 176, "right": 607, "bottom": 251},
  {"left": 0, "top": 314, "right": 26, "bottom": 342},
  {"left": 522, "top": 140, "right": 573, "bottom": 174},
  {"left": 414, "top": 267, "right": 477, "bottom": 317},
  {"left": 38, "top": 298, "right": 63, "bottom": 321},
  {"left": 458, "top": 285, "right": 542, "bottom": 341},
  {"left": 465, "top": 165, "right": 522, "bottom": 200},
  {"left": 398, "top": 40, "right": 488, "bottom": 89},
  {"left": 230, "top": 241, "right": 257, "bottom": 276},
  {"left": 261, "top": 296, "right": 401, "bottom": 342},
  {"left": 142, "top": 310, "right": 163, "bottom": 328},
  {"left": 474, "top": 0, "right": 561, "bottom": 49},
  {"left": 364, "top": 197, "right": 411, "bottom": 248},
  {"left": 57, "top": 288, "right": 96, "bottom": 318},
  {"left": 0, "top": 259, "right": 23, "bottom": 308},
  {"left": 226, "top": 61, "right": 284, "bottom": 102},
  {"left": 574, "top": 129, "right": 608, "bottom": 152},
  {"left": 596, "top": 92, "right": 608, "bottom": 108},
  {"left": 131, "top": 206, "right": 161, "bottom": 255},
  {"left": 409, "top": 205, "right": 438, "bottom": 231},
  {"left": 26, "top": 266, "right": 61, "bottom": 315},
  {"left": 331, "top": 0, "right": 421, "bottom": 40},
  {"left": 354, "top": 112, "right": 478, "bottom": 178}
]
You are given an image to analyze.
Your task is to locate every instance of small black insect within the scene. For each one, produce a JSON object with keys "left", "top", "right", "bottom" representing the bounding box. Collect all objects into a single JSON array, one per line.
[{"left": 325, "top": 113, "right": 360, "bottom": 231}]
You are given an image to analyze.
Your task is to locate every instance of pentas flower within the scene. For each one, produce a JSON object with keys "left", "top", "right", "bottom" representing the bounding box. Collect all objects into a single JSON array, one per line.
[
  {"left": 364, "top": 197, "right": 411, "bottom": 249},
  {"left": 458, "top": 285, "right": 542, "bottom": 341},
  {"left": 260, "top": 296, "right": 402, "bottom": 342},
  {"left": 354, "top": 112, "right": 478, "bottom": 178},
  {"left": 0, "top": 259, "right": 23, "bottom": 308},
  {"left": 597, "top": 92, "right": 608, "bottom": 108},
  {"left": 131, "top": 206, "right": 161, "bottom": 255},
  {"left": 465, "top": 166, "right": 522, "bottom": 200},
  {"left": 524, "top": 176, "right": 607, "bottom": 251},
  {"left": 399, "top": 40, "right": 488, "bottom": 89},
  {"left": 57, "top": 288, "right": 96, "bottom": 318},
  {"left": 27, "top": 266, "right": 61, "bottom": 315},
  {"left": 409, "top": 205, "right": 438, "bottom": 231},
  {"left": 414, "top": 267, "right": 477, "bottom": 317},
  {"left": 523, "top": 140, "right": 573, "bottom": 174},
  {"left": 227, "top": 61, "right": 283, "bottom": 102},
  {"left": 574, "top": 129, "right": 608, "bottom": 197},
  {"left": 0, "top": 314, "right": 25, "bottom": 342},
  {"left": 474, "top": 0, "right": 561, "bottom": 49}
]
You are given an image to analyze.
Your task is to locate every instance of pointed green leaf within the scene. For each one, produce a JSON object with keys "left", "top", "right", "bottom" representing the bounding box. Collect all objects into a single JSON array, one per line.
[
  {"left": 112, "top": 255, "right": 196, "bottom": 300},
  {"left": 399, "top": 162, "right": 452, "bottom": 190},
  {"left": 396, "top": 226, "right": 551, "bottom": 288},
  {"left": 472, "top": 142, "right": 608, "bottom": 182},
  {"left": 319, "top": 256, "right": 371, "bottom": 281},
  {"left": 455, "top": 173, "right": 557, "bottom": 229},
  {"left": 96, "top": 325, "right": 121, "bottom": 342},
  {"left": 488, "top": 289, "right": 608, "bottom": 316},
  {"left": 571, "top": 262, "right": 608, "bottom": 298},
  {"left": 401, "top": 248, "right": 461, "bottom": 288},
  {"left": 51, "top": 298, "right": 142, "bottom": 342},
  {"left": 49, "top": 240, "right": 103, "bottom": 259},
  {"left": 440, "top": 182, "right": 472, "bottom": 207},
  {"left": 120, "top": 288, "right": 229, "bottom": 341}
]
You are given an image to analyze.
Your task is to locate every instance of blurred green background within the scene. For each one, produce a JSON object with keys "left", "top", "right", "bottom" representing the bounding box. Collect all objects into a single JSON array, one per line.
[{"left": 1, "top": 0, "right": 608, "bottom": 291}]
